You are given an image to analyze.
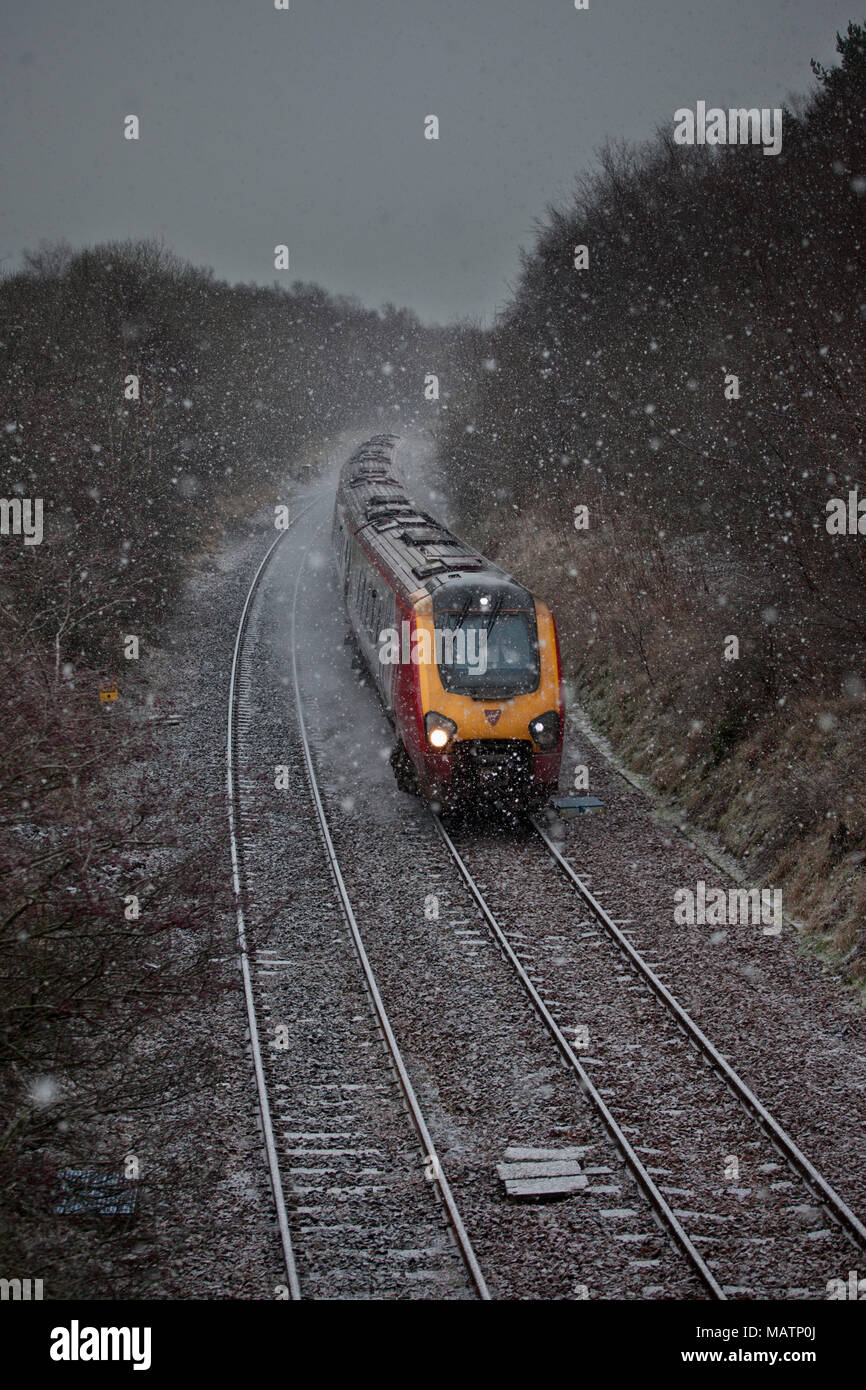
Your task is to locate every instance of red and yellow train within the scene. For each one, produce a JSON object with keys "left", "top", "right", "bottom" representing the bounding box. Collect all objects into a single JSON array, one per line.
[{"left": 332, "top": 436, "right": 564, "bottom": 809}]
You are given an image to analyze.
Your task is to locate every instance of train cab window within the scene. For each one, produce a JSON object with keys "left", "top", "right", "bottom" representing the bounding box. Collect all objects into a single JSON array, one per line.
[
  {"left": 433, "top": 584, "right": 541, "bottom": 698},
  {"left": 442, "top": 612, "right": 540, "bottom": 697}
]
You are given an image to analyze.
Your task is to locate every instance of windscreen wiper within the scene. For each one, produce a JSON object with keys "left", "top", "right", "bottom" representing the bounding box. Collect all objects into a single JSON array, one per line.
[
  {"left": 452, "top": 594, "right": 474, "bottom": 630},
  {"left": 484, "top": 592, "right": 503, "bottom": 635}
]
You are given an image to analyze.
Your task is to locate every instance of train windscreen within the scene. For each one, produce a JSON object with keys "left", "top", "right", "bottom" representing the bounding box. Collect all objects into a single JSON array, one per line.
[{"left": 436, "top": 609, "right": 540, "bottom": 697}]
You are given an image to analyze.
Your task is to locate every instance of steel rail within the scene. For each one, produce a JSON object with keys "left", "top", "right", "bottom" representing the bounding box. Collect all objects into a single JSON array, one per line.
[
  {"left": 226, "top": 499, "right": 319, "bottom": 1301},
  {"left": 290, "top": 537, "right": 491, "bottom": 1301},
  {"left": 430, "top": 811, "right": 727, "bottom": 1300},
  {"left": 531, "top": 816, "right": 866, "bottom": 1255}
]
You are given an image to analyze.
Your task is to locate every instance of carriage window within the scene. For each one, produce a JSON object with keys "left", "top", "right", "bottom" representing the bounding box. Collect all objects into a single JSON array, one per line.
[{"left": 361, "top": 577, "right": 374, "bottom": 634}]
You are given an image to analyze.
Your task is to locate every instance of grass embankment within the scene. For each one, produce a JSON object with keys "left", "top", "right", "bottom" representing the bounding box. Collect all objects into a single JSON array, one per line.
[{"left": 496, "top": 519, "right": 866, "bottom": 991}]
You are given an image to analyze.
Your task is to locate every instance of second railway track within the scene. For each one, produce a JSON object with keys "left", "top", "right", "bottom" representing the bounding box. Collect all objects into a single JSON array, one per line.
[{"left": 429, "top": 812, "right": 866, "bottom": 1299}]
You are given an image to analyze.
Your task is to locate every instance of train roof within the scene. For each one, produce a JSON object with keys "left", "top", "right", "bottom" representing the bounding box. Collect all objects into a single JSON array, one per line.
[{"left": 336, "top": 437, "right": 533, "bottom": 607}]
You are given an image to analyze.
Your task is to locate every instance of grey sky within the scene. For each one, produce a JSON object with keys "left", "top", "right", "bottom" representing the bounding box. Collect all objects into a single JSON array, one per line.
[{"left": 0, "top": 0, "right": 858, "bottom": 323}]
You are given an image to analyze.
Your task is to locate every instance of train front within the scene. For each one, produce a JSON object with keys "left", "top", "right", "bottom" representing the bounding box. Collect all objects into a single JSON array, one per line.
[{"left": 408, "top": 576, "right": 565, "bottom": 809}]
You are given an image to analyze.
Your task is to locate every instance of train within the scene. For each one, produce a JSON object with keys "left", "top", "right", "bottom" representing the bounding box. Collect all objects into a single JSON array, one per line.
[{"left": 332, "top": 436, "right": 565, "bottom": 810}]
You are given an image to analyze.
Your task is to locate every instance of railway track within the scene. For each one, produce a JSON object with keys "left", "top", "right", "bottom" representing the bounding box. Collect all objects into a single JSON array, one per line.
[
  {"left": 431, "top": 812, "right": 725, "bottom": 1298},
  {"left": 226, "top": 504, "right": 487, "bottom": 1300},
  {"left": 531, "top": 816, "right": 866, "bottom": 1254},
  {"left": 429, "top": 812, "right": 866, "bottom": 1299}
]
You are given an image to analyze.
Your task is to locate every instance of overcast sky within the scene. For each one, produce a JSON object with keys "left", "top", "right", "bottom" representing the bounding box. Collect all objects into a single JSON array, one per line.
[{"left": 0, "top": 0, "right": 858, "bottom": 322}]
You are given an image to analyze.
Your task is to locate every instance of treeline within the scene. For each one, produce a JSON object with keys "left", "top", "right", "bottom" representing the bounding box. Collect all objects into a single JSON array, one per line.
[
  {"left": 437, "top": 23, "right": 866, "bottom": 964},
  {"left": 1, "top": 239, "right": 471, "bottom": 660}
]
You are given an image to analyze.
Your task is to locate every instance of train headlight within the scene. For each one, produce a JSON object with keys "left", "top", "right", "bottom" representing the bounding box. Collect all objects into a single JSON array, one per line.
[
  {"left": 425, "top": 711, "right": 457, "bottom": 749},
  {"left": 529, "top": 710, "right": 559, "bottom": 750}
]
